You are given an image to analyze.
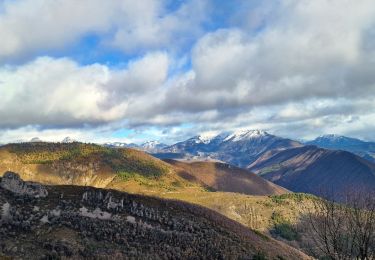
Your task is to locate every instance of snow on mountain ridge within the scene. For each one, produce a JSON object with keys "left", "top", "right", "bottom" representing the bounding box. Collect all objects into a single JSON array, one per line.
[
  {"left": 141, "top": 141, "right": 167, "bottom": 150},
  {"left": 224, "top": 129, "right": 269, "bottom": 142},
  {"left": 190, "top": 129, "right": 271, "bottom": 144},
  {"left": 195, "top": 132, "right": 223, "bottom": 144}
]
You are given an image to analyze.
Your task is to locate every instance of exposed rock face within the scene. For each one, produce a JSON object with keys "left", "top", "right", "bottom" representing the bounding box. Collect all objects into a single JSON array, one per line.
[
  {"left": 0, "top": 171, "right": 48, "bottom": 198},
  {"left": 0, "top": 173, "right": 309, "bottom": 259}
]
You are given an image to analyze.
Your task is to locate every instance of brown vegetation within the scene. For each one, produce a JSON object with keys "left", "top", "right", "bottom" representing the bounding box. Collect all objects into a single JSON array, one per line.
[{"left": 165, "top": 159, "right": 289, "bottom": 195}]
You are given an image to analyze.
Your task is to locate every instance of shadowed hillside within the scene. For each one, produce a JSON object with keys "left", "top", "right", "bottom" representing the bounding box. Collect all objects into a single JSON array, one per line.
[
  {"left": 0, "top": 172, "right": 310, "bottom": 259},
  {"left": 249, "top": 145, "right": 375, "bottom": 197},
  {"left": 164, "top": 159, "right": 289, "bottom": 196}
]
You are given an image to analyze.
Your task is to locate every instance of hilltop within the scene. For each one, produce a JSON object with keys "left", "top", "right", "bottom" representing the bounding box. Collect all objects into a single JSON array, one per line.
[{"left": 0, "top": 142, "right": 197, "bottom": 194}]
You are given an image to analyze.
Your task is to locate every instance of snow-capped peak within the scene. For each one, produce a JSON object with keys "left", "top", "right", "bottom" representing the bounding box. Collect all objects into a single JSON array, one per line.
[
  {"left": 224, "top": 129, "right": 268, "bottom": 142},
  {"left": 194, "top": 132, "right": 222, "bottom": 144}
]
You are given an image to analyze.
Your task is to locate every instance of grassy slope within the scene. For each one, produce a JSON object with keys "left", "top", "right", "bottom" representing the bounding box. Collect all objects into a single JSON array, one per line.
[
  {"left": 160, "top": 191, "right": 314, "bottom": 232},
  {"left": 165, "top": 159, "right": 289, "bottom": 196},
  {"left": 0, "top": 142, "right": 199, "bottom": 193}
]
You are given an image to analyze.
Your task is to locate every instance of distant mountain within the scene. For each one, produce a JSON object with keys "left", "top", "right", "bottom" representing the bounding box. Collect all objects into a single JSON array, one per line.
[
  {"left": 248, "top": 145, "right": 375, "bottom": 198},
  {"left": 140, "top": 141, "right": 168, "bottom": 153},
  {"left": 104, "top": 141, "right": 167, "bottom": 153},
  {"left": 306, "top": 134, "right": 375, "bottom": 162},
  {"left": 105, "top": 142, "right": 138, "bottom": 148},
  {"left": 160, "top": 130, "right": 302, "bottom": 168},
  {"left": 164, "top": 159, "right": 289, "bottom": 196}
]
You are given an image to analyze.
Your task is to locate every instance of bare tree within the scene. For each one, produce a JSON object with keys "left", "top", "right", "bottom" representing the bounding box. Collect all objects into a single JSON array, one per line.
[{"left": 304, "top": 190, "right": 375, "bottom": 260}]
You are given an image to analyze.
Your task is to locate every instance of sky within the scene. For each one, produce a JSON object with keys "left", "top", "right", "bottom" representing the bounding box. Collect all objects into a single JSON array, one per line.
[{"left": 0, "top": 0, "right": 375, "bottom": 144}]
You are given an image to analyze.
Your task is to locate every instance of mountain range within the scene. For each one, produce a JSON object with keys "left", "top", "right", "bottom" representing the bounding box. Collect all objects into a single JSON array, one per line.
[
  {"left": 9, "top": 131, "right": 375, "bottom": 198},
  {"left": 105, "top": 140, "right": 168, "bottom": 153},
  {"left": 158, "top": 130, "right": 302, "bottom": 168},
  {"left": 144, "top": 130, "right": 375, "bottom": 198}
]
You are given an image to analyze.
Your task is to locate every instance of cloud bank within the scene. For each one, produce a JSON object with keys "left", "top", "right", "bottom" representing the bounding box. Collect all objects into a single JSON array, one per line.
[{"left": 0, "top": 0, "right": 375, "bottom": 142}]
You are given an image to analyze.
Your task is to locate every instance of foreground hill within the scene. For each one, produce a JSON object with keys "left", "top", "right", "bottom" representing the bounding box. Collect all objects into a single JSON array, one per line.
[
  {"left": 249, "top": 145, "right": 375, "bottom": 197},
  {"left": 0, "top": 172, "right": 309, "bottom": 259},
  {"left": 159, "top": 129, "right": 302, "bottom": 168},
  {"left": 306, "top": 134, "right": 375, "bottom": 163},
  {"left": 164, "top": 159, "right": 288, "bottom": 196}
]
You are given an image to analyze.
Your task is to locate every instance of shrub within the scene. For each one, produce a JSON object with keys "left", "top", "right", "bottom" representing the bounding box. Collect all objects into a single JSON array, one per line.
[{"left": 271, "top": 212, "right": 300, "bottom": 241}]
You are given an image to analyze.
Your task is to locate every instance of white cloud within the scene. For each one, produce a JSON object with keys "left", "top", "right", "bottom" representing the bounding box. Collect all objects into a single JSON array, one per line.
[{"left": 0, "top": 52, "right": 169, "bottom": 128}]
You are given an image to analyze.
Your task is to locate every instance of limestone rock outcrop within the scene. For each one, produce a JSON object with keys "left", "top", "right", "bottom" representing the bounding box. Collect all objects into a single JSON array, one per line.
[{"left": 0, "top": 171, "right": 48, "bottom": 198}]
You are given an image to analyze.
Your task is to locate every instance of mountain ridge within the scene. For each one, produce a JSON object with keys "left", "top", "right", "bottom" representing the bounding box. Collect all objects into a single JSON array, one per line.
[
  {"left": 306, "top": 134, "right": 375, "bottom": 162},
  {"left": 248, "top": 145, "right": 375, "bottom": 198}
]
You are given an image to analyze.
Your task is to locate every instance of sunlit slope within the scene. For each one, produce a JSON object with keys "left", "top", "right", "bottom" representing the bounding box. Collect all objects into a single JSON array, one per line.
[{"left": 0, "top": 142, "right": 198, "bottom": 193}]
